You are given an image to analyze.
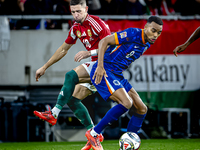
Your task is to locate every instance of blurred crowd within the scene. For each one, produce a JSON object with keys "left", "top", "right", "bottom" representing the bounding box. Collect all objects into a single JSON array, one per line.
[{"left": 0, "top": 0, "right": 200, "bottom": 29}]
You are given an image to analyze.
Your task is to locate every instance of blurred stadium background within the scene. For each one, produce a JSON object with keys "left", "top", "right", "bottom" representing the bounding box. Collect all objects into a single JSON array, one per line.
[{"left": 0, "top": 0, "right": 200, "bottom": 145}]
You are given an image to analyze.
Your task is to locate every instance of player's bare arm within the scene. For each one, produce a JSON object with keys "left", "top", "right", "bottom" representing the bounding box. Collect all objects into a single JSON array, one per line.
[
  {"left": 74, "top": 51, "right": 90, "bottom": 62},
  {"left": 74, "top": 49, "right": 97, "bottom": 62},
  {"left": 93, "top": 34, "right": 115, "bottom": 84},
  {"left": 173, "top": 26, "right": 200, "bottom": 57},
  {"left": 74, "top": 47, "right": 110, "bottom": 62},
  {"left": 35, "top": 42, "right": 73, "bottom": 81}
]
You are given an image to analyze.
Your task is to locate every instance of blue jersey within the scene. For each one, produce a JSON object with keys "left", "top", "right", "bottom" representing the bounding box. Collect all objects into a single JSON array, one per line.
[
  {"left": 103, "top": 28, "right": 150, "bottom": 74},
  {"left": 90, "top": 28, "right": 151, "bottom": 100}
]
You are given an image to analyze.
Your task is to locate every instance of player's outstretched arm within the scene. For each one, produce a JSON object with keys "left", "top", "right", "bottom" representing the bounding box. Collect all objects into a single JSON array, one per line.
[
  {"left": 93, "top": 34, "right": 115, "bottom": 84},
  {"left": 173, "top": 26, "right": 200, "bottom": 57},
  {"left": 35, "top": 42, "right": 73, "bottom": 81},
  {"left": 173, "top": 44, "right": 188, "bottom": 57}
]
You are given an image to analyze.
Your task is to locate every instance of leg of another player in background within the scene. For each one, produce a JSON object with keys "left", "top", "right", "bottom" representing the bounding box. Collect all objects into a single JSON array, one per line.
[
  {"left": 51, "top": 64, "right": 94, "bottom": 129},
  {"left": 67, "top": 84, "right": 94, "bottom": 129},
  {"left": 126, "top": 88, "right": 147, "bottom": 133},
  {"left": 51, "top": 64, "right": 103, "bottom": 150},
  {"left": 34, "top": 64, "right": 95, "bottom": 128},
  {"left": 70, "top": 85, "right": 104, "bottom": 150}
]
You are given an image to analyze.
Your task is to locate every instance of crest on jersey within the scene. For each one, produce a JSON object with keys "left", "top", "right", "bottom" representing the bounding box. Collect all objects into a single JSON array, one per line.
[
  {"left": 76, "top": 30, "right": 81, "bottom": 38},
  {"left": 87, "top": 29, "right": 92, "bottom": 37},
  {"left": 120, "top": 31, "right": 127, "bottom": 38}
]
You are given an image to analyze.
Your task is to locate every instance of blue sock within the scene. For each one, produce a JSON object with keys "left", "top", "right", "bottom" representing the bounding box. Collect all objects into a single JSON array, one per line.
[
  {"left": 94, "top": 104, "right": 128, "bottom": 134},
  {"left": 127, "top": 113, "right": 146, "bottom": 133}
]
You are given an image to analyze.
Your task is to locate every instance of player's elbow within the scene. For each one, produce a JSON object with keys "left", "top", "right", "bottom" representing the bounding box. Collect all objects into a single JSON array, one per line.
[
  {"left": 99, "top": 37, "right": 108, "bottom": 46},
  {"left": 60, "top": 46, "right": 69, "bottom": 56},
  {"left": 99, "top": 35, "right": 114, "bottom": 46}
]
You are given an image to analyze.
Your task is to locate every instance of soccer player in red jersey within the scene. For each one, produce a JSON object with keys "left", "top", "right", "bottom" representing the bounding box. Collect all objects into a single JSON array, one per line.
[
  {"left": 33, "top": 0, "right": 110, "bottom": 149},
  {"left": 173, "top": 26, "right": 200, "bottom": 57}
]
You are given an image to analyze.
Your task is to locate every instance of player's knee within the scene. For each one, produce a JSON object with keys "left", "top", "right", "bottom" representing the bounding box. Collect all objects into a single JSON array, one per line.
[
  {"left": 138, "top": 104, "right": 148, "bottom": 115},
  {"left": 121, "top": 99, "right": 132, "bottom": 109},
  {"left": 73, "top": 85, "right": 91, "bottom": 100},
  {"left": 64, "top": 71, "right": 73, "bottom": 80},
  {"left": 64, "top": 70, "right": 79, "bottom": 84}
]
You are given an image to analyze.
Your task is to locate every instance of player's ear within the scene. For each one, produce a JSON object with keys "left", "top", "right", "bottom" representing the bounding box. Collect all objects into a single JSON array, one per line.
[
  {"left": 144, "top": 23, "right": 149, "bottom": 30},
  {"left": 85, "top": 6, "right": 88, "bottom": 12}
]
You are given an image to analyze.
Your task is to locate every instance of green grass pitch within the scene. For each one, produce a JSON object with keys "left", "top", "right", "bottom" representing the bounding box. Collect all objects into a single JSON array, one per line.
[{"left": 0, "top": 139, "right": 200, "bottom": 150}]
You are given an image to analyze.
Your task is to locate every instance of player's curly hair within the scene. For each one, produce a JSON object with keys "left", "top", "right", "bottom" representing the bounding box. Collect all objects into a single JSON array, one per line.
[
  {"left": 70, "top": 0, "right": 86, "bottom": 6},
  {"left": 147, "top": 16, "right": 163, "bottom": 25}
]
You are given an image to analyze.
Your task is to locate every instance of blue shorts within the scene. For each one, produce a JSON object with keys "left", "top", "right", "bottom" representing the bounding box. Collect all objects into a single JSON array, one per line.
[{"left": 90, "top": 63, "right": 132, "bottom": 101}]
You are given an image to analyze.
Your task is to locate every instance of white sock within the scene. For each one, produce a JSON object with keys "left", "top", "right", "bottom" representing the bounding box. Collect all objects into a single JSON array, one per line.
[
  {"left": 51, "top": 107, "right": 61, "bottom": 119},
  {"left": 90, "top": 129, "right": 98, "bottom": 137}
]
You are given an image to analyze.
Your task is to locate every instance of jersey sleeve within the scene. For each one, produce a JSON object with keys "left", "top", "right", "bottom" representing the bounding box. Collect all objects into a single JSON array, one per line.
[
  {"left": 65, "top": 26, "right": 78, "bottom": 44},
  {"left": 89, "top": 17, "right": 111, "bottom": 40},
  {"left": 98, "top": 20, "right": 111, "bottom": 39},
  {"left": 114, "top": 28, "right": 139, "bottom": 45}
]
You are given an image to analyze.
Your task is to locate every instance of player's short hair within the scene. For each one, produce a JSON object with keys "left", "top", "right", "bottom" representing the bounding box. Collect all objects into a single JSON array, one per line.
[
  {"left": 70, "top": 0, "right": 86, "bottom": 6},
  {"left": 147, "top": 16, "right": 163, "bottom": 25}
]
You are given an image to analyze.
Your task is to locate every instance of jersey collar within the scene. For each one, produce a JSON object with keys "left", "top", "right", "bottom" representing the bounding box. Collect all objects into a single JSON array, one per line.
[
  {"left": 81, "top": 14, "right": 89, "bottom": 25},
  {"left": 141, "top": 29, "right": 146, "bottom": 44}
]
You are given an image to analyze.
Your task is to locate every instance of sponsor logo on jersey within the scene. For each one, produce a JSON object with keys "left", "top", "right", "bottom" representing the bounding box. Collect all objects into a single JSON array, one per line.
[
  {"left": 113, "top": 80, "right": 120, "bottom": 86},
  {"left": 87, "top": 29, "right": 92, "bottom": 37},
  {"left": 120, "top": 31, "right": 127, "bottom": 38},
  {"left": 76, "top": 30, "right": 81, "bottom": 38},
  {"left": 82, "top": 31, "right": 86, "bottom": 37}
]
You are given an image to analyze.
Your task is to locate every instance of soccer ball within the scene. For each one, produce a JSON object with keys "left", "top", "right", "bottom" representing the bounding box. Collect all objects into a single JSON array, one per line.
[{"left": 119, "top": 132, "right": 141, "bottom": 150}]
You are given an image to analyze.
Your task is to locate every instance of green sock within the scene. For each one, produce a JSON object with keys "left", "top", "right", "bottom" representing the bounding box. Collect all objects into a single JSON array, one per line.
[
  {"left": 67, "top": 96, "right": 94, "bottom": 130},
  {"left": 56, "top": 70, "right": 79, "bottom": 109}
]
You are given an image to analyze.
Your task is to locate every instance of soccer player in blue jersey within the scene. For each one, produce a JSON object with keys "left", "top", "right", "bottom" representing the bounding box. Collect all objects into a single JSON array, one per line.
[{"left": 84, "top": 16, "right": 163, "bottom": 150}]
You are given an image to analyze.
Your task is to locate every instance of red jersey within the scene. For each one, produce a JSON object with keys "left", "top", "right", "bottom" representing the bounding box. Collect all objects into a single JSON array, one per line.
[{"left": 65, "top": 14, "right": 111, "bottom": 61}]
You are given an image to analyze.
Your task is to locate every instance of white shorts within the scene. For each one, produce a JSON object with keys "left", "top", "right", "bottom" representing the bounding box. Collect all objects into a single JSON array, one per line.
[
  {"left": 80, "top": 61, "right": 97, "bottom": 92},
  {"left": 81, "top": 61, "right": 96, "bottom": 75}
]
